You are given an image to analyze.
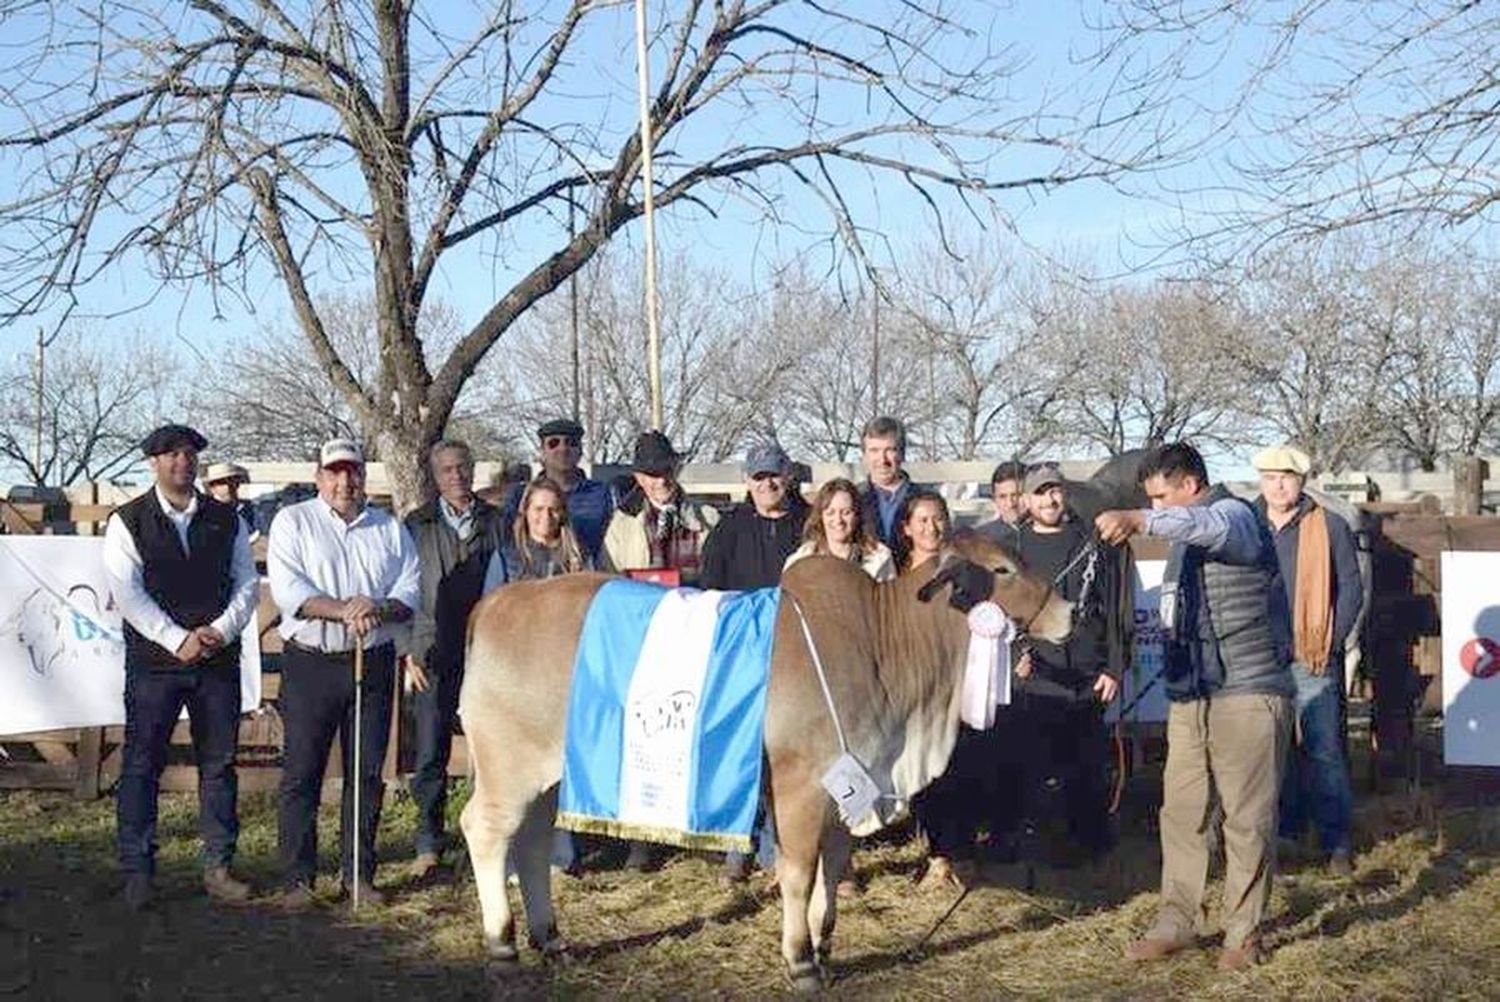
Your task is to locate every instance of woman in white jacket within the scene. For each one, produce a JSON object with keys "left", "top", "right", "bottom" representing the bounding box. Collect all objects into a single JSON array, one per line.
[{"left": 785, "top": 477, "right": 896, "bottom": 582}]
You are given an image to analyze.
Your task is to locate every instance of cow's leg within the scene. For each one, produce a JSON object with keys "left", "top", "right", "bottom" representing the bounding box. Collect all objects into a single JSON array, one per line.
[
  {"left": 513, "top": 785, "right": 566, "bottom": 958},
  {"left": 773, "top": 776, "right": 829, "bottom": 993},
  {"left": 460, "top": 786, "right": 519, "bottom": 964},
  {"left": 809, "top": 823, "right": 852, "bottom": 967}
]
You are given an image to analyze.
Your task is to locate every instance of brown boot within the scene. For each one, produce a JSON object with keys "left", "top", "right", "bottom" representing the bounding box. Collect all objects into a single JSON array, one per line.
[
  {"left": 411, "top": 851, "right": 441, "bottom": 881},
  {"left": 276, "top": 882, "right": 316, "bottom": 912},
  {"left": 204, "top": 866, "right": 251, "bottom": 904},
  {"left": 1217, "top": 942, "right": 1264, "bottom": 971},
  {"left": 341, "top": 879, "right": 387, "bottom": 908},
  {"left": 1123, "top": 935, "right": 1194, "bottom": 962}
]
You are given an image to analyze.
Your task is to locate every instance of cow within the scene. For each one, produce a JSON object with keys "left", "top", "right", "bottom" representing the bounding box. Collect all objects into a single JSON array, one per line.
[{"left": 458, "top": 529, "right": 1073, "bottom": 991}]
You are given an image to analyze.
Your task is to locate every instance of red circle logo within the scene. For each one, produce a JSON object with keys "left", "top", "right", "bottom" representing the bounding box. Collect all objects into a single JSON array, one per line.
[{"left": 1459, "top": 637, "right": 1500, "bottom": 679}]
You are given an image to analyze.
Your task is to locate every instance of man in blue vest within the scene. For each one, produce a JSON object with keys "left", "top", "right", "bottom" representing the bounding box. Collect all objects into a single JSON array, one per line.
[
  {"left": 1096, "top": 442, "right": 1294, "bottom": 971},
  {"left": 103, "top": 424, "right": 260, "bottom": 910}
]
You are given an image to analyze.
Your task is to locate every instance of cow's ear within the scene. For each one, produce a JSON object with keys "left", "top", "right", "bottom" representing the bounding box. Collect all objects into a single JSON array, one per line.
[{"left": 916, "top": 559, "right": 994, "bottom": 613}]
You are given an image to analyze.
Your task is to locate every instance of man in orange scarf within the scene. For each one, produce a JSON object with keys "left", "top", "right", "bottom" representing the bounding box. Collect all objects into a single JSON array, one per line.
[{"left": 1252, "top": 445, "right": 1363, "bottom": 875}]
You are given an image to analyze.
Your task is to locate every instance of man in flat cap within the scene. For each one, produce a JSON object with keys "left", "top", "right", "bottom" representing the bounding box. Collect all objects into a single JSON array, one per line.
[
  {"left": 202, "top": 461, "right": 256, "bottom": 539},
  {"left": 1252, "top": 444, "right": 1362, "bottom": 875},
  {"left": 505, "top": 417, "right": 613, "bottom": 560},
  {"left": 267, "top": 438, "right": 420, "bottom": 909},
  {"left": 103, "top": 424, "right": 260, "bottom": 910},
  {"left": 601, "top": 430, "right": 720, "bottom": 586}
]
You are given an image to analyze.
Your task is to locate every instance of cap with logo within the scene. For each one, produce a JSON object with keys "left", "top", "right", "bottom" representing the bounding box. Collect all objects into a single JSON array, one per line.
[{"left": 318, "top": 438, "right": 365, "bottom": 469}]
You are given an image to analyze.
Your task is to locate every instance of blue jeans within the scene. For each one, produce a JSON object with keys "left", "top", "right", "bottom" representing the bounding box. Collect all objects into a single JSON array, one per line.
[
  {"left": 117, "top": 663, "right": 241, "bottom": 875},
  {"left": 1278, "top": 661, "right": 1354, "bottom": 854}
]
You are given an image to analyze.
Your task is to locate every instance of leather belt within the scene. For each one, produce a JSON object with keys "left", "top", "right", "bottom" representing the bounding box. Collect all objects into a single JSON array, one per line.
[{"left": 284, "top": 639, "right": 393, "bottom": 660}]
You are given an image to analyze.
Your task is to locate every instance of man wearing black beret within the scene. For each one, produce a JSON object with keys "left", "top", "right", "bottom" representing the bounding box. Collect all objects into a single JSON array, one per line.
[
  {"left": 504, "top": 417, "right": 614, "bottom": 560},
  {"left": 102, "top": 424, "right": 260, "bottom": 909}
]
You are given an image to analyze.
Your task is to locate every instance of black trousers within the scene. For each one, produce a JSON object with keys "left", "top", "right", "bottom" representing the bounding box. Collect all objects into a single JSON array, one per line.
[
  {"left": 995, "top": 692, "right": 1113, "bottom": 856},
  {"left": 276, "top": 643, "right": 395, "bottom": 886},
  {"left": 410, "top": 651, "right": 463, "bottom": 855},
  {"left": 914, "top": 724, "right": 999, "bottom": 858},
  {"left": 117, "top": 663, "right": 241, "bottom": 875}
]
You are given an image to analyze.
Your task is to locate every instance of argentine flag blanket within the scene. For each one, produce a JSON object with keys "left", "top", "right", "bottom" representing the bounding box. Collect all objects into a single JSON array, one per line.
[{"left": 555, "top": 579, "right": 782, "bottom": 852}]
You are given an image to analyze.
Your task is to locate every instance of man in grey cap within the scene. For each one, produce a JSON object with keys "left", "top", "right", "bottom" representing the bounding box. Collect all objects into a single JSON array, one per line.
[
  {"left": 699, "top": 441, "right": 807, "bottom": 593},
  {"left": 699, "top": 440, "right": 806, "bottom": 882},
  {"left": 1002, "top": 461, "right": 1124, "bottom": 865},
  {"left": 103, "top": 424, "right": 260, "bottom": 909}
]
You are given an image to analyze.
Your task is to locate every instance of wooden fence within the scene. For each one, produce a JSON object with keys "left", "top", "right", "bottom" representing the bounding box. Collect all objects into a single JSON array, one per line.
[{"left": 1, "top": 495, "right": 1493, "bottom": 798}]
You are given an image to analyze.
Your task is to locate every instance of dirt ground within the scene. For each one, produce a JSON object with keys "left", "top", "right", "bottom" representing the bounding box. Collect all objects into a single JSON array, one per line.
[{"left": 3, "top": 750, "right": 1499, "bottom": 1002}]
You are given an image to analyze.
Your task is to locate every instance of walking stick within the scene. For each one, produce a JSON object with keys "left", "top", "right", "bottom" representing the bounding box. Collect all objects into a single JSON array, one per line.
[{"left": 352, "top": 640, "right": 364, "bottom": 911}]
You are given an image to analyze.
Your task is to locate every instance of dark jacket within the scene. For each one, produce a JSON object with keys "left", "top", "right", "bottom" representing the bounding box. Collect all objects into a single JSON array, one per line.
[
  {"left": 1013, "top": 520, "right": 1125, "bottom": 702},
  {"left": 503, "top": 475, "right": 614, "bottom": 560},
  {"left": 404, "top": 497, "right": 507, "bottom": 670},
  {"left": 1162, "top": 485, "right": 1294, "bottom": 702},
  {"left": 699, "top": 498, "right": 808, "bottom": 591},
  {"left": 1253, "top": 494, "right": 1363, "bottom": 658},
  {"left": 857, "top": 474, "right": 925, "bottom": 550},
  {"left": 116, "top": 491, "right": 241, "bottom": 672}
]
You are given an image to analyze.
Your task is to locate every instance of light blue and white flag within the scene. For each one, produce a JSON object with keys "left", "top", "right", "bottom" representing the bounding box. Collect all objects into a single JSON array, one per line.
[{"left": 556, "top": 578, "right": 782, "bottom": 852}]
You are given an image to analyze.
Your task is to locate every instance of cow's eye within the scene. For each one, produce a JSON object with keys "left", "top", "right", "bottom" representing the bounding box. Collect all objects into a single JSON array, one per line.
[{"left": 991, "top": 564, "right": 1013, "bottom": 576}]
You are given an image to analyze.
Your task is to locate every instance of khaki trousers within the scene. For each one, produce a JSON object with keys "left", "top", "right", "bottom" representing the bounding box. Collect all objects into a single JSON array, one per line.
[{"left": 1152, "top": 692, "right": 1293, "bottom": 950}]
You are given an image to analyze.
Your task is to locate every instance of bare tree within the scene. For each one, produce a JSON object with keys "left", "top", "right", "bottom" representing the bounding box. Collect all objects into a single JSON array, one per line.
[
  {"left": 1042, "top": 280, "right": 1246, "bottom": 456},
  {"left": 1106, "top": 1, "right": 1500, "bottom": 244},
  {"left": 509, "top": 248, "right": 796, "bottom": 463},
  {"left": 0, "top": 329, "right": 174, "bottom": 485},
  {"left": 1220, "top": 241, "right": 1390, "bottom": 473},
  {"left": 0, "top": 2, "right": 1180, "bottom": 507}
]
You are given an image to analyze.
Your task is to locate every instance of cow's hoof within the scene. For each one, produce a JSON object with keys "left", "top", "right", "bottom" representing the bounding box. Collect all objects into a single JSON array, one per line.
[
  {"left": 484, "top": 942, "right": 520, "bottom": 977},
  {"left": 786, "top": 960, "right": 823, "bottom": 994}
]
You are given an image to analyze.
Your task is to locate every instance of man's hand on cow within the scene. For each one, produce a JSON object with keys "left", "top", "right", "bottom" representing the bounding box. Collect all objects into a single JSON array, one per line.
[
  {"left": 175, "top": 632, "right": 205, "bottom": 664},
  {"left": 1015, "top": 650, "right": 1033, "bottom": 679},
  {"left": 1095, "top": 509, "right": 1146, "bottom": 546},
  {"left": 1093, "top": 673, "right": 1120, "bottom": 704},
  {"left": 404, "top": 655, "right": 430, "bottom": 693}
]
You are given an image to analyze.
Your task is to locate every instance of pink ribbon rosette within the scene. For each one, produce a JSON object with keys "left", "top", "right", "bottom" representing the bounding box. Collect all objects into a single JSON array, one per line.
[{"left": 960, "top": 600, "right": 1014, "bottom": 729}]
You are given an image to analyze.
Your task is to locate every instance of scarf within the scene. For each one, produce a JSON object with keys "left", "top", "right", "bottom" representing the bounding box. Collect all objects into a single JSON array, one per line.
[{"left": 1293, "top": 504, "right": 1334, "bottom": 673}]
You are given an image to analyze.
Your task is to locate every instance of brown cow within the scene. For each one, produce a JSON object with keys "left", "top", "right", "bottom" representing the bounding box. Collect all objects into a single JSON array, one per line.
[{"left": 458, "top": 530, "right": 1071, "bottom": 990}]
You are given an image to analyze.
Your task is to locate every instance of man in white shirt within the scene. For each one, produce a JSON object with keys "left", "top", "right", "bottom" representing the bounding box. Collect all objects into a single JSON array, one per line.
[
  {"left": 267, "top": 438, "right": 420, "bottom": 910},
  {"left": 102, "top": 424, "right": 260, "bottom": 911}
]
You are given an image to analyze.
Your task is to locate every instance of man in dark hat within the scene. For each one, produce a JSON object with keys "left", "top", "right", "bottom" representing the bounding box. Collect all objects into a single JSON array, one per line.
[
  {"left": 102, "top": 424, "right": 260, "bottom": 910},
  {"left": 505, "top": 417, "right": 613, "bottom": 559},
  {"left": 600, "top": 430, "right": 720, "bottom": 587}
]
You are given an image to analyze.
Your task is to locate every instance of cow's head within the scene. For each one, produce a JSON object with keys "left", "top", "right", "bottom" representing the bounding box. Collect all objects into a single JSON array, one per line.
[{"left": 915, "top": 529, "right": 1073, "bottom": 643}]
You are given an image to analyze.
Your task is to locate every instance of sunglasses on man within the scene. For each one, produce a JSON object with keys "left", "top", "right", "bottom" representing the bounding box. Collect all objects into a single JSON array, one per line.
[{"left": 544, "top": 435, "right": 581, "bottom": 450}]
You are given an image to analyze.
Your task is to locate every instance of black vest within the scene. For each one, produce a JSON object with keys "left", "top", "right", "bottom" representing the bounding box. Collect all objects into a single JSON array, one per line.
[{"left": 116, "top": 490, "right": 242, "bottom": 671}]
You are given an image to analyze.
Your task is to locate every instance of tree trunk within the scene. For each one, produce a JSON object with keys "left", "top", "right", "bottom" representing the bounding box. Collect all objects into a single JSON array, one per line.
[{"left": 375, "top": 425, "right": 428, "bottom": 515}]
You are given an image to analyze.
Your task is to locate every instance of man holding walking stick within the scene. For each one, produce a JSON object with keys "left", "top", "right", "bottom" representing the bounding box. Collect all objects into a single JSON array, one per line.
[{"left": 267, "top": 439, "right": 420, "bottom": 910}]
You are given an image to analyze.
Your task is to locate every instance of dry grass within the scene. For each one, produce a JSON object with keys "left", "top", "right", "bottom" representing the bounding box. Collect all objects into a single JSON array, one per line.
[{"left": 2, "top": 767, "right": 1498, "bottom": 1000}]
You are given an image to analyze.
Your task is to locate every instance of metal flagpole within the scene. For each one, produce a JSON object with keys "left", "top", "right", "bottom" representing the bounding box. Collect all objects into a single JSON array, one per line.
[
  {"left": 635, "top": 0, "right": 664, "bottom": 431},
  {"left": 352, "top": 641, "right": 364, "bottom": 911}
]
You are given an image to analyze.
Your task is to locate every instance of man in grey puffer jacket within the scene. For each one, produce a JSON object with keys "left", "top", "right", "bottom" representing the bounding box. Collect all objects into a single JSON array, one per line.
[{"left": 1096, "top": 442, "right": 1293, "bottom": 973}]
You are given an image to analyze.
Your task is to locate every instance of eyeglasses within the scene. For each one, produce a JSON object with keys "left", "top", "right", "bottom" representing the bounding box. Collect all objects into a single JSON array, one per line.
[{"left": 543, "top": 435, "right": 581, "bottom": 450}]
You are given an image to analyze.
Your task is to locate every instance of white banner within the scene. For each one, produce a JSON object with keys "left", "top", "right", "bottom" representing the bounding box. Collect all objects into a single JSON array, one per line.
[
  {"left": 1107, "top": 558, "right": 1169, "bottom": 725},
  {"left": 0, "top": 536, "right": 260, "bottom": 736},
  {"left": 1440, "top": 551, "right": 1500, "bottom": 766}
]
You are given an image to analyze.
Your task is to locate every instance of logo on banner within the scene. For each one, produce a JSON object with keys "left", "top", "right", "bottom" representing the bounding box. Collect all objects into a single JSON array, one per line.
[
  {"left": 0, "top": 584, "right": 122, "bottom": 677},
  {"left": 1459, "top": 636, "right": 1500, "bottom": 680}
]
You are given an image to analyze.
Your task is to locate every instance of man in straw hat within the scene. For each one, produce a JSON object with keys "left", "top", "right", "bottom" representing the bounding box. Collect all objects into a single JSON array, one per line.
[
  {"left": 202, "top": 461, "right": 256, "bottom": 538},
  {"left": 266, "top": 438, "right": 420, "bottom": 909},
  {"left": 103, "top": 424, "right": 260, "bottom": 910},
  {"left": 1251, "top": 443, "right": 1362, "bottom": 876}
]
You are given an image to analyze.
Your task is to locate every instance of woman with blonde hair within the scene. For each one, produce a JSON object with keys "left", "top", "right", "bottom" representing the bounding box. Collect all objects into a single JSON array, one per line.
[
  {"left": 483, "top": 476, "right": 592, "bottom": 589},
  {"left": 785, "top": 477, "right": 895, "bottom": 581}
]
